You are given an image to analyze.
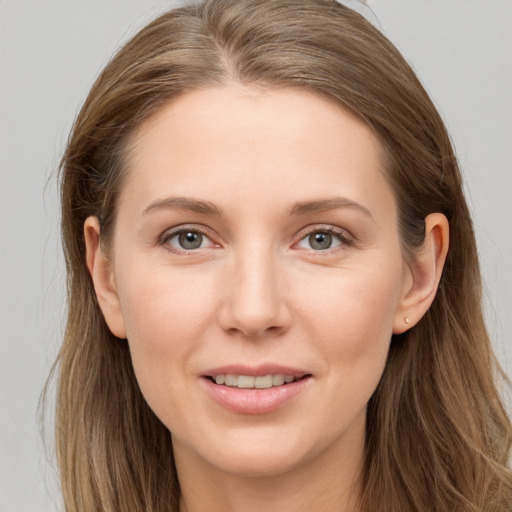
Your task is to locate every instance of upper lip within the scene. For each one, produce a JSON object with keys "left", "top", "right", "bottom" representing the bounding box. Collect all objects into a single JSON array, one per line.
[{"left": 203, "top": 364, "right": 311, "bottom": 379}]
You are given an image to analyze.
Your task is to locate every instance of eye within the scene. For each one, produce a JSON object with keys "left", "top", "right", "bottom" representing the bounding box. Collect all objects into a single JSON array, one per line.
[
  {"left": 296, "top": 228, "right": 350, "bottom": 251},
  {"left": 163, "top": 228, "right": 215, "bottom": 252},
  {"left": 308, "top": 232, "right": 339, "bottom": 250}
]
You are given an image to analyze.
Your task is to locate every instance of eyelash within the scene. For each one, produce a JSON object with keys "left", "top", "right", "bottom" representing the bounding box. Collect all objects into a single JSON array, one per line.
[{"left": 159, "top": 225, "right": 354, "bottom": 254}]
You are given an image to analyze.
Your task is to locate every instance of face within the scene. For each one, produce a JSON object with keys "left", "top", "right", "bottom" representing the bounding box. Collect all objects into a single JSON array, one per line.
[{"left": 91, "top": 86, "right": 415, "bottom": 478}]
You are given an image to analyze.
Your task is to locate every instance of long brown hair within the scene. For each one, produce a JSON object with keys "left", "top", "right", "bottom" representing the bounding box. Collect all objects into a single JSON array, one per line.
[{"left": 53, "top": 0, "right": 512, "bottom": 510}]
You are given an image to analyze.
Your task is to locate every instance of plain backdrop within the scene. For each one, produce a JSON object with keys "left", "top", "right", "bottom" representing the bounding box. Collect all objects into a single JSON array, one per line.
[{"left": 1, "top": 1, "right": 511, "bottom": 510}]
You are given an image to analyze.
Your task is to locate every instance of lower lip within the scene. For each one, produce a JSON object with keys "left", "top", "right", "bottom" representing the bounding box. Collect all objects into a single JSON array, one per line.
[{"left": 201, "top": 377, "right": 311, "bottom": 415}]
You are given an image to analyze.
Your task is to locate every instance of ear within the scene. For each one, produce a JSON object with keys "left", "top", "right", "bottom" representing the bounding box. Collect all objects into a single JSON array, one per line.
[
  {"left": 393, "top": 213, "right": 449, "bottom": 334},
  {"left": 84, "top": 216, "right": 127, "bottom": 339}
]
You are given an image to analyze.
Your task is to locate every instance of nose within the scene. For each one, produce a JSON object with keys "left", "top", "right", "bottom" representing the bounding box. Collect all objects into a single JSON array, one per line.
[{"left": 218, "top": 243, "right": 291, "bottom": 339}]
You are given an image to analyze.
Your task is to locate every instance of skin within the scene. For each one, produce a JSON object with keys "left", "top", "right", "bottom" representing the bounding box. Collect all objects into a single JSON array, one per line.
[{"left": 85, "top": 86, "right": 449, "bottom": 512}]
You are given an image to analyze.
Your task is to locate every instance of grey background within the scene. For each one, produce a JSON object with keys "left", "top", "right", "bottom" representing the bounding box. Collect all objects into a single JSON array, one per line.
[{"left": 1, "top": 1, "right": 511, "bottom": 510}]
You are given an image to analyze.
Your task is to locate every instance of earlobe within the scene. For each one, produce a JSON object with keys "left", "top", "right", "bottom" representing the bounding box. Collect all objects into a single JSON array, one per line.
[
  {"left": 393, "top": 213, "right": 449, "bottom": 334},
  {"left": 84, "top": 216, "right": 127, "bottom": 339}
]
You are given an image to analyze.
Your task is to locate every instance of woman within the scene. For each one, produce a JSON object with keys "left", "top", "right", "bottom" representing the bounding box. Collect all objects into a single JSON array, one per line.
[{"left": 53, "top": 0, "right": 512, "bottom": 510}]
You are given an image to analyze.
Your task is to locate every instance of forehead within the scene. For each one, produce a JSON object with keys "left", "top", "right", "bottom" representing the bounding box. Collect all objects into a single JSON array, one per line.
[{"left": 121, "top": 85, "right": 395, "bottom": 219}]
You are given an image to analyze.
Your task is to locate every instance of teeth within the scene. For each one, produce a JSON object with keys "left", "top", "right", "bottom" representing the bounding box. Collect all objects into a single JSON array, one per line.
[
  {"left": 272, "top": 374, "right": 285, "bottom": 386},
  {"left": 224, "top": 374, "right": 238, "bottom": 386},
  {"left": 213, "top": 374, "right": 298, "bottom": 389},
  {"left": 238, "top": 375, "right": 255, "bottom": 388},
  {"left": 255, "top": 375, "right": 273, "bottom": 389}
]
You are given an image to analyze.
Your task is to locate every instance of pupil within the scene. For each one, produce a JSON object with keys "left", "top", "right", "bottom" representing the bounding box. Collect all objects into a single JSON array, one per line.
[
  {"left": 179, "top": 231, "right": 202, "bottom": 249},
  {"left": 310, "top": 232, "right": 332, "bottom": 250}
]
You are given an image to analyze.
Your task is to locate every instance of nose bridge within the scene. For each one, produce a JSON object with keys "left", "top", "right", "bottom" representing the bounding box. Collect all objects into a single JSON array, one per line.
[{"left": 219, "top": 237, "right": 288, "bottom": 337}]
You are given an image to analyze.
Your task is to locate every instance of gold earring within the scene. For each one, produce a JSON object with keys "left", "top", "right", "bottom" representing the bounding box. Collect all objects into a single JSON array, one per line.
[{"left": 404, "top": 317, "right": 411, "bottom": 325}]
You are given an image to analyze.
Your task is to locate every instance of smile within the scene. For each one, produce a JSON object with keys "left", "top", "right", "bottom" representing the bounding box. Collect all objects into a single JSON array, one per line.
[
  {"left": 201, "top": 366, "right": 312, "bottom": 414},
  {"left": 210, "top": 374, "right": 304, "bottom": 389}
]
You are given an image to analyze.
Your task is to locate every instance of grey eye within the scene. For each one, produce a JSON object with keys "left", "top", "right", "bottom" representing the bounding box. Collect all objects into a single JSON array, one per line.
[
  {"left": 296, "top": 230, "right": 344, "bottom": 251},
  {"left": 164, "top": 228, "right": 217, "bottom": 253},
  {"left": 178, "top": 231, "right": 204, "bottom": 250},
  {"left": 308, "top": 232, "right": 333, "bottom": 250}
]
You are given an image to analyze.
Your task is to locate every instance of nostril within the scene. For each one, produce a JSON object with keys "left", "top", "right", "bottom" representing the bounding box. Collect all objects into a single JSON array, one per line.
[{"left": 224, "top": 324, "right": 284, "bottom": 339}]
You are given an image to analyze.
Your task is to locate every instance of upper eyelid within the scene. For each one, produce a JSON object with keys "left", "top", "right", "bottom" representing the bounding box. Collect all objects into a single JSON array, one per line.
[
  {"left": 295, "top": 224, "right": 354, "bottom": 240},
  {"left": 161, "top": 224, "right": 212, "bottom": 239}
]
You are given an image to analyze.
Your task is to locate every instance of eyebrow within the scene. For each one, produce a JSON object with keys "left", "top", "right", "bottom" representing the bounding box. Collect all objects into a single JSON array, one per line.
[
  {"left": 287, "top": 197, "right": 374, "bottom": 220},
  {"left": 142, "top": 195, "right": 373, "bottom": 220},
  {"left": 143, "top": 197, "right": 222, "bottom": 216}
]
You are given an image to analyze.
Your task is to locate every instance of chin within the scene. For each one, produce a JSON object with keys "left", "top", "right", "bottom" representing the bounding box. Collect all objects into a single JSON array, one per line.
[
  {"left": 174, "top": 422, "right": 334, "bottom": 479},
  {"left": 209, "top": 446, "right": 310, "bottom": 478}
]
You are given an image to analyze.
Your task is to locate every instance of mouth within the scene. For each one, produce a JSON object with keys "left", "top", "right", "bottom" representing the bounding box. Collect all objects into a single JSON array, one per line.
[
  {"left": 201, "top": 369, "right": 313, "bottom": 414},
  {"left": 205, "top": 373, "right": 311, "bottom": 389}
]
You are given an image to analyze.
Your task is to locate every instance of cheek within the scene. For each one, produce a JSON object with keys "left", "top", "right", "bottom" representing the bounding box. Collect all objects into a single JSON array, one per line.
[
  {"left": 292, "top": 258, "right": 404, "bottom": 399},
  {"left": 116, "top": 264, "right": 218, "bottom": 399},
  {"left": 298, "top": 265, "right": 402, "bottom": 345},
  {"left": 120, "top": 264, "right": 216, "bottom": 341}
]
